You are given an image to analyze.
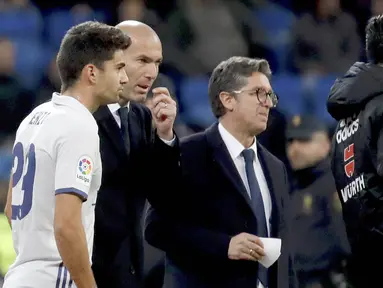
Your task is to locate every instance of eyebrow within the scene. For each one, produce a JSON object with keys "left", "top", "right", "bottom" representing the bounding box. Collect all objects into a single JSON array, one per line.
[
  {"left": 137, "top": 55, "right": 163, "bottom": 63},
  {"left": 248, "top": 86, "right": 272, "bottom": 92}
]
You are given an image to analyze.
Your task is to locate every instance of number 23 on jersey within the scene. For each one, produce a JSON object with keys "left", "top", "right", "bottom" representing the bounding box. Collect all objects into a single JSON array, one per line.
[{"left": 11, "top": 142, "right": 36, "bottom": 220}]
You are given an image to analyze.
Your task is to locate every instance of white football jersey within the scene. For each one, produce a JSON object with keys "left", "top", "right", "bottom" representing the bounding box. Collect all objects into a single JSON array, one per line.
[{"left": 3, "top": 93, "right": 102, "bottom": 288}]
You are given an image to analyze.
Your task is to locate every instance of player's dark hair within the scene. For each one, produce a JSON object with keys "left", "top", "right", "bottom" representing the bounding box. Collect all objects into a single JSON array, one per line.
[
  {"left": 366, "top": 15, "right": 383, "bottom": 64},
  {"left": 57, "top": 21, "right": 131, "bottom": 91}
]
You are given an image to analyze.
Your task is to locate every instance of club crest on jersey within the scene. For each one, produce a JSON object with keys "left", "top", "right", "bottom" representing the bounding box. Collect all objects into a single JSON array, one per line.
[
  {"left": 340, "top": 142, "right": 365, "bottom": 203},
  {"left": 344, "top": 143, "right": 355, "bottom": 178},
  {"left": 76, "top": 156, "right": 92, "bottom": 186}
]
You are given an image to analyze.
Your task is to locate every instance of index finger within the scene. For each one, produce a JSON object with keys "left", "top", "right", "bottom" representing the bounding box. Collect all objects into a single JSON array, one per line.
[
  {"left": 152, "top": 94, "right": 174, "bottom": 106},
  {"left": 152, "top": 87, "right": 170, "bottom": 96},
  {"left": 245, "top": 233, "right": 264, "bottom": 248}
]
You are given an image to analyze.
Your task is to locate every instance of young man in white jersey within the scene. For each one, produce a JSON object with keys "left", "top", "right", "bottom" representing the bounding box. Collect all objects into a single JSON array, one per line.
[{"left": 3, "top": 21, "right": 131, "bottom": 288}]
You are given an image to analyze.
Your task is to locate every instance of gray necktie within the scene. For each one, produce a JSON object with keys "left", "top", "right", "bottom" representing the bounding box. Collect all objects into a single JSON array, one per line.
[{"left": 242, "top": 148, "right": 268, "bottom": 287}]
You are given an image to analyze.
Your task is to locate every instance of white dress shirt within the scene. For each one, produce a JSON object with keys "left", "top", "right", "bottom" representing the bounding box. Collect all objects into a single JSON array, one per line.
[
  {"left": 107, "top": 102, "right": 175, "bottom": 145},
  {"left": 218, "top": 123, "right": 272, "bottom": 288}
]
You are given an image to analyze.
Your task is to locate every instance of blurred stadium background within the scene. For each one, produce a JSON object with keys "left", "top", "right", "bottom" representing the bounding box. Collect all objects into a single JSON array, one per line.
[{"left": 0, "top": 0, "right": 377, "bottom": 286}]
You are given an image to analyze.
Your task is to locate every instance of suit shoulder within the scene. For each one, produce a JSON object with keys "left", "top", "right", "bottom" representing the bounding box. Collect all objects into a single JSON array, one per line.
[
  {"left": 130, "top": 102, "right": 152, "bottom": 119},
  {"left": 259, "top": 144, "right": 286, "bottom": 170},
  {"left": 179, "top": 131, "right": 210, "bottom": 163},
  {"left": 180, "top": 131, "right": 207, "bottom": 148}
]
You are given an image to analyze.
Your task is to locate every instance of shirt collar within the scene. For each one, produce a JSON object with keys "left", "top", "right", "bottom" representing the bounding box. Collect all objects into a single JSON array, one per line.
[
  {"left": 107, "top": 101, "right": 130, "bottom": 115},
  {"left": 52, "top": 92, "right": 93, "bottom": 117},
  {"left": 218, "top": 122, "right": 258, "bottom": 161}
]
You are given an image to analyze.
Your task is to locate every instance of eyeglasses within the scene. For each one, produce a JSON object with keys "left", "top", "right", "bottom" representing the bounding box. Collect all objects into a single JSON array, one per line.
[{"left": 232, "top": 88, "right": 279, "bottom": 108}]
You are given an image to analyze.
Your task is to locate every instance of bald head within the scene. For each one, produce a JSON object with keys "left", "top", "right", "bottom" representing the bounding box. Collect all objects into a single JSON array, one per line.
[
  {"left": 116, "top": 20, "right": 160, "bottom": 43},
  {"left": 114, "top": 20, "right": 163, "bottom": 104}
]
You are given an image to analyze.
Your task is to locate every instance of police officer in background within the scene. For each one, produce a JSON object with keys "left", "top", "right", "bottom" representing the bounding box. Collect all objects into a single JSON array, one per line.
[
  {"left": 286, "top": 115, "right": 350, "bottom": 288},
  {"left": 327, "top": 15, "right": 383, "bottom": 287}
]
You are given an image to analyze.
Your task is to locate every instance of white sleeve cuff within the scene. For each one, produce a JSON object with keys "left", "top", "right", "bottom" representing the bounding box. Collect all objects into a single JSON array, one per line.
[{"left": 160, "top": 136, "right": 176, "bottom": 146}]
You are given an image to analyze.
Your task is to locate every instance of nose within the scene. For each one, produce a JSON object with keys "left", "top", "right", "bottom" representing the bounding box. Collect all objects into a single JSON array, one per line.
[
  {"left": 288, "top": 140, "right": 303, "bottom": 155},
  {"left": 263, "top": 96, "right": 274, "bottom": 108},
  {"left": 120, "top": 69, "right": 129, "bottom": 85},
  {"left": 144, "top": 63, "right": 158, "bottom": 80}
]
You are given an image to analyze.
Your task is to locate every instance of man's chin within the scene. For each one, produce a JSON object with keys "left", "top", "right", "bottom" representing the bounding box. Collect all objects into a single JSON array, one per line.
[
  {"left": 119, "top": 92, "right": 147, "bottom": 104},
  {"left": 251, "top": 124, "right": 267, "bottom": 137},
  {"left": 117, "top": 92, "right": 130, "bottom": 103},
  {"left": 131, "top": 93, "right": 147, "bottom": 104},
  {"left": 101, "top": 96, "right": 119, "bottom": 106}
]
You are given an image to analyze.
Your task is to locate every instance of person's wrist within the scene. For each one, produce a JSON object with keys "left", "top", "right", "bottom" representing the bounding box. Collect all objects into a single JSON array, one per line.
[{"left": 157, "top": 129, "right": 173, "bottom": 141}]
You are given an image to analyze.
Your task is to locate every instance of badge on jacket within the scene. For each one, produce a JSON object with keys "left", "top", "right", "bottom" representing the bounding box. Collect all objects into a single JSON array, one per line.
[{"left": 303, "top": 194, "right": 313, "bottom": 214}]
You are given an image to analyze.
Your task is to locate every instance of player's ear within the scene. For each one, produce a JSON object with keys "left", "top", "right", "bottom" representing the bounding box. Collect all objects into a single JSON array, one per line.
[{"left": 84, "top": 64, "right": 98, "bottom": 85}]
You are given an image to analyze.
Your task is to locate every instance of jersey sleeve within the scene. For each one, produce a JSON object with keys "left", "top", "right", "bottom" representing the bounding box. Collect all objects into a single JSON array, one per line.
[
  {"left": 54, "top": 124, "right": 99, "bottom": 201},
  {"left": 373, "top": 104, "right": 383, "bottom": 177}
]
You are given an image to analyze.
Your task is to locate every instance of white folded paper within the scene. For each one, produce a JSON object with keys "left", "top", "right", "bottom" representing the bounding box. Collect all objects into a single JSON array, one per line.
[{"left": 258, "top": 237, "right": 281, "bottom": 268}]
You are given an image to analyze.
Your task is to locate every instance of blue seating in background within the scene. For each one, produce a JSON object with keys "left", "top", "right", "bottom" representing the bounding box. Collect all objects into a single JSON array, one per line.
[
  {"left": 272, "top": 73, "right": 338, "bottom": 125},
  {"left": 312, "top": 75, "right": 337, "bottom": 124},
  {"left": 299, "top": 74, "right": 337, "bottom": 124},
  {"left": 12, "top": 39, "right": 51, "bottom": 90},
  {"left": 272, "top": 73, "right": 303, "bottom": 117},
  {"left": 0, "top": 151, "right": 12, "bottom": 181},
  {"left": 45, "top": 9, "right": 106, "bottom": 49},
  {"left": 0, "top": 6, "right": 43, "bottom": 40},
  {"left": 253, "top": 2, "right": 296, "bottom": 72},
  {"left": 179, "top": 76, "right": 216, "bottom": 128}
]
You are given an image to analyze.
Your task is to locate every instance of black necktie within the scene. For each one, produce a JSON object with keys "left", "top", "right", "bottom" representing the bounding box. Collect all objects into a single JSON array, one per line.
[
  {"left": 118, "top": 107, "right": 130, "bottom": 154},
  {"left": 242, "top": 148, "right": 268, "bottom": 287}
]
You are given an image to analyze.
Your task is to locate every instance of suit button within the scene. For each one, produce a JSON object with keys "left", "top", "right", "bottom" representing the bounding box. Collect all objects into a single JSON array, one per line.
[
  {"left": 244, "top": 221, "right": 248, "bottom": 229},
  {"left": 130, "top": 266, "right": 136, "bottom": 275}
]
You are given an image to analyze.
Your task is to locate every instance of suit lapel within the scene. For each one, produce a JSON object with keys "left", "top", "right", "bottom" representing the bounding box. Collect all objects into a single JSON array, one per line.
[
  {"left": 205, "top": 123, "right": 257, "bottom": 217},
  {"left": 257, "top": 144, "right": 280, "bottom": 237},
  {"left": 94, "top": 106, "right": 127, "bottom": 157}
]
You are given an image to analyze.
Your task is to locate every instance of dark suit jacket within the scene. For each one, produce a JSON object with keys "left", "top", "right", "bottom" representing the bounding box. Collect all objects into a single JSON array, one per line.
[
  {"left": 92, "top": 103, "right": 177, "bottom": 288},
  {"left": 145, "top": 123, "right": 297, "bottom": 288}
]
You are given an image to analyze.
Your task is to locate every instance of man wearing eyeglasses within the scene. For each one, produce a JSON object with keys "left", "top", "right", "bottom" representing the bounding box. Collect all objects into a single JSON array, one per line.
[{"left": 144, "top": 56, "right": 297, "bottom": 288}]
